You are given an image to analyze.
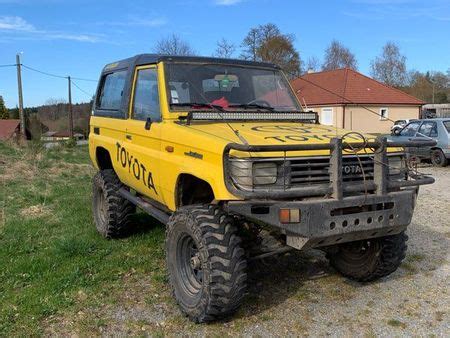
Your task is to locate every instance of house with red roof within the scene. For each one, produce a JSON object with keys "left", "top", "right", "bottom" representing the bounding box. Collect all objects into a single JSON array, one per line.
[
  {"left": 0, "top": 119, "right": 22, "bottom": 141},
  {"left": 291, "top": 68, "right": 424, "bottom": 134}
]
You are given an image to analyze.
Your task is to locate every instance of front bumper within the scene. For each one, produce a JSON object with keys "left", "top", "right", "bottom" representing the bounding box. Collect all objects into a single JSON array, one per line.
[
  {"left": 223, "top": 136, "right": 435, "bottom": 250},
  {"left": 226, "top": 189, "right": 416, "bottom": 250}
]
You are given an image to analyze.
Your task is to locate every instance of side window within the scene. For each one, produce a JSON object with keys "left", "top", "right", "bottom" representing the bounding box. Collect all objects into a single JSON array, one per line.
[
  {"left": 443, "top": 121, "right": 450, "bottom": 133},
  {"left": 132, "top": 68, "right": 160, "bottom": 121},
  {"left": 400, "top": 121, "right": 421, "bottom": 137},
  {"left": 97, "top": 71, "right": 127, "bottom": 111},
  {"left": 418, "top": 121, "right": 438, "bottom": 137}
]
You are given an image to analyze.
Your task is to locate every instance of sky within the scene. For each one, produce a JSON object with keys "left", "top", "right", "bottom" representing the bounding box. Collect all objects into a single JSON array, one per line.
[{"left": 0, "top": 0, "right": 449, "bottom": 108}]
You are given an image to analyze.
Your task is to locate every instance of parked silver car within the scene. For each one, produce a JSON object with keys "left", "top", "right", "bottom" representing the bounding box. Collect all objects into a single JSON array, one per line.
[
  {"left": 391, "top": 119, "right": 417, "bottom": 135},
  {"left": 388, "top": 118, "right": 450, "bottom": 166}
]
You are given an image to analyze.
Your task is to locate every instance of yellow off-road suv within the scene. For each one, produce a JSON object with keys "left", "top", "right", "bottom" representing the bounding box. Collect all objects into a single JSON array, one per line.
[{"left": 89, "top": 54, "right": 434, "bottom": 322}]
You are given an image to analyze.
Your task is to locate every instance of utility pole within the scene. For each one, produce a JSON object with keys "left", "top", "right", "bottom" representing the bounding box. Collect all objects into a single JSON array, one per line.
[
  {"left": 16, "top": 53, "right": 26, "bottom": 140},
  {"left": 68, "top": 76, "right": 74, "bottom": 138}
]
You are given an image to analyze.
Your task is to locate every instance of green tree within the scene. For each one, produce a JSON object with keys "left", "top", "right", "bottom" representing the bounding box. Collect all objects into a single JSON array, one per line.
[
  {"left": 0, "top": 96, "right": 9, "bottom": 119},
  {"left": 241, "top": 23, "right": 302, "bottom": 77}
]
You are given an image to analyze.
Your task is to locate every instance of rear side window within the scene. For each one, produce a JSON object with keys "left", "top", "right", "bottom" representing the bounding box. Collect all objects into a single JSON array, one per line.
[
  {"left": 418, "top": 121, "right": 438, "bottom": 137},
  {"left": 97, "top": 71, "right": 127, "bottom": 110},
  {"left": 443, "top": 121, "right": 450, "bottom": 133}
]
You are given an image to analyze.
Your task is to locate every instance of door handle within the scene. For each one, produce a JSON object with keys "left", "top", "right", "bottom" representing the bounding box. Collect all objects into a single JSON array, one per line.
[{"left": 126, "top": 134, "right": 132, "bottom": 140}]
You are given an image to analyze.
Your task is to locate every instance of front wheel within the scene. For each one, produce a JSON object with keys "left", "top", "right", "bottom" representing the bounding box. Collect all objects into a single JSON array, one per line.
[
  {"left": 328, "top": 232, "right": 408, "bottom": 282},
  {"left": 431, "top": 149, "right": 447, "bottom": 167},
  {"left": 165, "top": 205, "right": 247, "bottom": 323}
]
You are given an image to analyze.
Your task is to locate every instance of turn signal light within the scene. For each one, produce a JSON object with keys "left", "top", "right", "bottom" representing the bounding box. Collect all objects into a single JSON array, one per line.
[{"left": 279, "top": 208, "right": 301, "bottom": 223}]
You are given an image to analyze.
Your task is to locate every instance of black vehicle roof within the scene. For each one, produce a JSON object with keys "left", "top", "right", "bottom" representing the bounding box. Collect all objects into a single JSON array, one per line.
[{"left": 102, "top": 54, "right": 280, "bottom": 73}]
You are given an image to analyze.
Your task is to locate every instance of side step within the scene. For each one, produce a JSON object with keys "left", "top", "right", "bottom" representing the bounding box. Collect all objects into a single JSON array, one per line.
[{"left": 119, "top": 188, "right": 170, "bottom": 224}]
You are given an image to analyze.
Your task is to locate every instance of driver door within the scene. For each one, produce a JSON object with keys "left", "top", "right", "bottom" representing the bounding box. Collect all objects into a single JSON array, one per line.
[{"left": 122, "top": 65, "right": 163, "bottom": 202}]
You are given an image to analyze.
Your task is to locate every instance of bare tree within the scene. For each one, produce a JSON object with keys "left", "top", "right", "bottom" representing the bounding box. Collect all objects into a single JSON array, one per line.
[
  {"left": 214, "top": 38, "right": 236, "bottom": 58},
  {"left": 240, "top": 28, "right": 260, "bottom": 61},
  {"left": 322, "top": 40, "right": 358, "bottom": 71},
  {"left": 305, "top": 56, "right": 321, "bottom": 73},
  {"left": 371, "top": 42, "right": 406, "bottom": 87},
  {"left": 154, "top": 34, "right": 195, "bottom": 56}
]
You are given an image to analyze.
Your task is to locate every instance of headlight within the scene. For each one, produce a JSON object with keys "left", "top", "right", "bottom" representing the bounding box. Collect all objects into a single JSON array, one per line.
[
  {"left": 229, "top": 160, "right": 278, "bottom": 188},
  {"left": 253, "top": 162, "right": 277, "bottom": 185},
  {"left": 388, "top": 155, "right": 406, "bottom": 176}
]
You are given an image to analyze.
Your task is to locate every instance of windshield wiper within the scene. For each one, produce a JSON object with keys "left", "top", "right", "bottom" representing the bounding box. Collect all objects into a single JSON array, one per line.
[
  {"left": 228, "top": 103, "right": 275, "bottom": 111},
  {"left": 170, "top": 102, "right": 224, "bottom": 110}
]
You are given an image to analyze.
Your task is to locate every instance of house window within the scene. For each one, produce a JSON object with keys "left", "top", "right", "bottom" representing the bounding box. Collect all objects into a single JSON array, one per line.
[
  {"left": 380, "top": 108, "right": 389, "bottom": 120},
  {"left": 321, "top": 107, "right": 334, "bottom": 126}
]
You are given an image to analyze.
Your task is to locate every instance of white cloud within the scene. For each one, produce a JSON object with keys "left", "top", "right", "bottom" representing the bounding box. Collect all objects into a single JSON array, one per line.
[
  {"left": 0, "top": 16, "right": 35, "bottom": 31},
  {"left": 214, "top": 0, "right": 244, "bottom": 5},
  {"left": 94, "top": 16, "right": 167, "bottom": 27},
  {"left": 0, "top": 16, "right": 101, "bottom": 42}
]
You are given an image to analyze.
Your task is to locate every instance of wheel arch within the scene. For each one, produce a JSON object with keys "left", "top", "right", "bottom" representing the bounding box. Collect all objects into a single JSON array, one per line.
[
  {"left": 175, "top": 173, "right": 215, "bottom": 208},
  {"left": 96, "top": 146, "right": 114, "bottom": 171}
]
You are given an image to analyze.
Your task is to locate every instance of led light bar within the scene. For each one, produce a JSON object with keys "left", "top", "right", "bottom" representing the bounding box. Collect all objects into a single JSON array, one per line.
[{"left": 188, "top": 111, "right": 318, "bottom": 123}]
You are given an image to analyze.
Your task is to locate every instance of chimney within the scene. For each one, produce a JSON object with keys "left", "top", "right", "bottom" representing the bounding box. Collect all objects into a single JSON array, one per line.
[{"left": 307, "top": 68, "right": 315, "bottom": 74}]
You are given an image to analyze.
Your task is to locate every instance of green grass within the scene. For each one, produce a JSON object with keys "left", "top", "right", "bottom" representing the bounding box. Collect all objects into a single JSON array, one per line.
[{"left": 0, "top": 142, "right": 166, "bottom": 336}]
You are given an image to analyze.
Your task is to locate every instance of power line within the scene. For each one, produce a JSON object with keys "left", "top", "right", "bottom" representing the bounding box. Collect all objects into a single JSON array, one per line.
[
  {"left": 21, "top": 64, "right": 97, "bottom": 82},
  {"left": 0, "top": 64, "right": 16, "bottom": 68},
  {"left": 71, "top": 80, "right": 94, "bottom": 98},
  {"left": 71, "top": 76, "right": 97, "bottom": 82},
  {"left": 21, "top": 64, "right": 68, "bottom": 79}
]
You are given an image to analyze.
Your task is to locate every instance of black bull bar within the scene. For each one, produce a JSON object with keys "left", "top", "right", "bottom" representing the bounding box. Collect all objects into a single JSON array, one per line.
[
  {"left": 223, "top": 136, "right": 436, "bottom": 200},
  {"left": 223, "top": 137, "right": 435, "bottom": 249}
]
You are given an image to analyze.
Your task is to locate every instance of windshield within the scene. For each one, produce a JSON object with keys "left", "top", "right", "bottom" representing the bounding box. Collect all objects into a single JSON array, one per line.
[{"left": 165, "top": 63, "right": 301, "bottom": 112}]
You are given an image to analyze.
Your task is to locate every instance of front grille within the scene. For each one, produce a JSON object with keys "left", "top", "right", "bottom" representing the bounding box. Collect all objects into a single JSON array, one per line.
[{"left": 289, "top": 155, "right": 374, "bottom": 187}]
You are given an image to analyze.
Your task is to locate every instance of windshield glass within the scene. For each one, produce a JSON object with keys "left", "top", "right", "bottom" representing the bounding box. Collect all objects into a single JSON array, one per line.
[{"left": 165, "top": 63, "right": 301, "bottom": 112}]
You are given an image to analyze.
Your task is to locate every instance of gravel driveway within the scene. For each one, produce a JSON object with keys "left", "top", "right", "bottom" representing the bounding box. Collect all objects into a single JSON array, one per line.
[{"left": 46, "top": 167, "right": 450, "bottom": 337}]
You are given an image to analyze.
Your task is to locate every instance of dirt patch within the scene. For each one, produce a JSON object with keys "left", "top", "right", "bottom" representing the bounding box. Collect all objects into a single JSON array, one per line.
[{"left": 20, "top": 204, "right": 52, "bottom": 218}]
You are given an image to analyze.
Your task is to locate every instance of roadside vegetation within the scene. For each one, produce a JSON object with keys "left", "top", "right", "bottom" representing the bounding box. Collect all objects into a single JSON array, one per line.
[{"left": 0, "top": 142, "right": 165, "bottom": 336}]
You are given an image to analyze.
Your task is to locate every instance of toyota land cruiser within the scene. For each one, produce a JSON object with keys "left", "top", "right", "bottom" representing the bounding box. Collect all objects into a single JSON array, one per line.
[{"left": 89, "top": 54, "right": 434, "bottom": 323}]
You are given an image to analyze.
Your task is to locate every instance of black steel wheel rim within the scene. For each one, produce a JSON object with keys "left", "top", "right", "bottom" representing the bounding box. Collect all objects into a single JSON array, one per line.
[
  {"left": 339, "top": 240, "right": 378, "bottom": 265},
  {"left": 96, "top": 187, "right": 107, "bottom": 226},
  {"left": 432, "top": 151, "right": 442, "bottom": 165},
  {"left": 176, "top": 232, "right": 203, "bottom": 299}
]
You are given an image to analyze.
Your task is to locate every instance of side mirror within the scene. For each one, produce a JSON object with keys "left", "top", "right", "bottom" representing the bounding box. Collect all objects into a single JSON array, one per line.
[
  {"left": 145, "top": 117, "right": 152, "bottom": 130},
  {"left": 393, "top": 128, "right": 401, "bottom": 136}
]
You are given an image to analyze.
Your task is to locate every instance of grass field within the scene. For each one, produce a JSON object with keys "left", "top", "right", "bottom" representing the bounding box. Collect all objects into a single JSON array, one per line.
[
  {"left": 0, "top": 142, "right": 166, "bottom": 336},
  {"left": 1, "top": 141, "right": 448, "bottom": 336}
]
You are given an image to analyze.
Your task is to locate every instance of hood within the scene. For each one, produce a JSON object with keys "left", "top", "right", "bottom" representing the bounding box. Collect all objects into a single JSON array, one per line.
[
  {"left": 186, "top": 121, "right": 376, "bottom": 145},
  {"left": 182, "top": 121, "right": 379, "bottom": 157}
]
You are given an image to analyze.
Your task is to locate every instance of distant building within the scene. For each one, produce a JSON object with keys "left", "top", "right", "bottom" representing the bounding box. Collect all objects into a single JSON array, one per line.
[
  {"left": 291, "top": 68, "right": 424, "bottom": 134},
  {"left": 422, "top": 104, "right": 450, "bottom": 118},
  {"left": 41, "top": 131, "right": 84, "bottom": 142},
  {"left": 0, "top": 119, "right": 31, "bottom": 141}
]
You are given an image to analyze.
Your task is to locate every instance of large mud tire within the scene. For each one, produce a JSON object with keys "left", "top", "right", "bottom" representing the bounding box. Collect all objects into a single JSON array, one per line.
[
  {"left": 328, "top": 232, "right": 408, "bottom": 282},
  {"left": 166, "top": 205, "right": 247, "bottom": 323},
  {"left": 92, "top": 169, "right": 135, "bottom": 238}
]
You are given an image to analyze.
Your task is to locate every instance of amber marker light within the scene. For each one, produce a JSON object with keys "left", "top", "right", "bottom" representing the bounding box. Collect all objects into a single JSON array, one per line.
[{"left": 279, "top": 209, "right": 301, "bottom": 223}]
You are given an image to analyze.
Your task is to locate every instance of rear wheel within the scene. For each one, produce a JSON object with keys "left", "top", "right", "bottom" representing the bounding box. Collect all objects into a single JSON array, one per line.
[
  {"left": 431, "top": 149, "right": 447, "bottom": 167},
  {"left": 92, "top": 169, "right": 135, "bottom": 238},
  {"left": 328, "top": 232, "right": 408, "bottom": 282},
  {"left": 166, "top": 205, "right": 247, "bottom": 323}
]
